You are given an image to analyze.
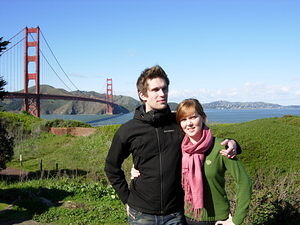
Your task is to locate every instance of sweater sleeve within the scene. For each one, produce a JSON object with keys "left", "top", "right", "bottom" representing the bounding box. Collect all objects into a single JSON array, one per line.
[
  {"left": 104, "top": 131, "right": 131, "bottom": 204},
  {"left": 223, "top": 157, "right": 252, "bottom": 225}
]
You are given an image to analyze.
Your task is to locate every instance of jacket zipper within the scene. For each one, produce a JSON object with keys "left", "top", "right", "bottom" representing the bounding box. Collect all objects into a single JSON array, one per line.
[{"left": 155, "top": 127, "right": 164, "bottom": 214}]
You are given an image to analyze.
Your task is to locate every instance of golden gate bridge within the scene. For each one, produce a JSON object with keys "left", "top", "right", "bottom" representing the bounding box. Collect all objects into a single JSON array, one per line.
[{"left": 0, "top": 27, "right": 118, "bottom": 117}]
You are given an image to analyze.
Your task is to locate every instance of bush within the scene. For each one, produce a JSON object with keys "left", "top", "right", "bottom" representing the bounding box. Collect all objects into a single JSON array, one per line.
[
  {"left": 45, "top": 119, "right": 91, "bottom": 128},
  {"left": 0, "top": 111, "right": 45, "bottom": 140},
  {"left": 244, "top": 170, "right": 300, "bottom": 225},
  {"left": 0, "top": 119, "right": 14, "bottom": 170}
]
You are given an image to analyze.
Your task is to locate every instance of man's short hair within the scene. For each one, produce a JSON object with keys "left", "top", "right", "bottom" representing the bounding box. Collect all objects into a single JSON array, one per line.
[{"left": 136, "top": 65, "right": 170, "bottom": 100}]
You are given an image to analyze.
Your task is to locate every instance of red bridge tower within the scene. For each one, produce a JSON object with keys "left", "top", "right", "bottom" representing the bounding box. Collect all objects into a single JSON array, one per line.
[
  {"left": 106, "top": 78, "right": 113, "bottom": 114},
  {"left": 24, "top": 27, "right": 40, "bottom": 117}
]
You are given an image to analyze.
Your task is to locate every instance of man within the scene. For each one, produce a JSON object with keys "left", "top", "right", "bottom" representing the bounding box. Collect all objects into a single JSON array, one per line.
[{"left": 104, "top": 65, "right": 238, "bottom": 225}]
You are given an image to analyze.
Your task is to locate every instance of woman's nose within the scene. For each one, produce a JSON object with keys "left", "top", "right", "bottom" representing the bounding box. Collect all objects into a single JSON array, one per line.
[{"left": 187, "top": 120, "right": 193, "bottom": 126}]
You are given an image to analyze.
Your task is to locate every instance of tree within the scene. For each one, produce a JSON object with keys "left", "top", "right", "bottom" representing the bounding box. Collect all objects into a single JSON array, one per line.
[
  {"left": 0, "top": 37, "right": 9, "bottom": 100},
  {"left": 0, "top": 37, "right": 9, "bottom": 52},
  {"left": 0, "top": 121, "right": 14, "bottom": 170},
  {"left": 0, "top": 37, "right": 13, "bottom": 171},
  {"left": 0, "top": 76, "right": 7, "bottom": 100}
]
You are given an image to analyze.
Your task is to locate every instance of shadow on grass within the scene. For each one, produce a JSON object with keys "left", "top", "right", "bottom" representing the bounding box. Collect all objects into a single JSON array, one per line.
[
  {"left": 0, "top": 168, "right": 89, "bottom": 182},
  {"left": 0, "top": 185, "right": 73, "bottom": 224},
  {"left": 0, "top": 168, "right": 92, "bottom": 224}
]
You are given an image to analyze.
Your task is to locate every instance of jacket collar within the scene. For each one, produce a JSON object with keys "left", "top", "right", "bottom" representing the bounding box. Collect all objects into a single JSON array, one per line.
[{"left": 134, "top": 104, "right": 172, "bottom": 125}]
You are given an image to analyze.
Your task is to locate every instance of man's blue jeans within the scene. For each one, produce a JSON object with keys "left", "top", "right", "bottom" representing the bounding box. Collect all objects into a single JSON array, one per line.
[{"left": 128, "top": 206, "right": 187, "bottom": 225}]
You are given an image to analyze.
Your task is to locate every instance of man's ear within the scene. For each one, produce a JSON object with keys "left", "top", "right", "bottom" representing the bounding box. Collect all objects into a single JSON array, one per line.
[{"left": 139, "top": 91, "right": 147, "bottom": 102}]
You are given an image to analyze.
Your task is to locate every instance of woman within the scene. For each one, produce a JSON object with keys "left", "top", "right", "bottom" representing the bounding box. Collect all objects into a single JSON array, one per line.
[{"left": 176, "top": 99, "right": 252, "bottom": 225}]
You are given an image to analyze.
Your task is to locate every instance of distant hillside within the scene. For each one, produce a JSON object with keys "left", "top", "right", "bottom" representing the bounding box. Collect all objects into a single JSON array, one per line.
[
  {"left": 168, "top": 100, "right": 300, "bottom": 111},
  {"left": 2, "top": 86, "right": 299, "bottom": 114},
  {"left": 168, "top": 102, "right": 178, "bottom": 111},
  {"left": 1, "top": 85, "right": 140, "bottom": 115},
  {"left": 202, "top": 100, "right": 300, "bottom": 109}
]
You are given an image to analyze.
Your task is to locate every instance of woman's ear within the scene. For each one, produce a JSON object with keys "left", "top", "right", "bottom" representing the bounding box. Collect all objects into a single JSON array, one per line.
[{"left": 203, "top": 117, "right": 208, "bottom": 126}]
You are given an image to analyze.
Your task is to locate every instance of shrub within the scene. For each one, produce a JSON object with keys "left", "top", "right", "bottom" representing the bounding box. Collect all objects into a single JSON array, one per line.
[
  {"left": 0, "top": 111, "right": 45, "bottom": 140},
  {"left": 0, "top": 119, "right": 14, "bottom": 170},
  {"left": 45, "top": 119, "right": 91, "bottom": 128},
  {"left": 244, "top": 170, "right": 300, "bottom": 225}
]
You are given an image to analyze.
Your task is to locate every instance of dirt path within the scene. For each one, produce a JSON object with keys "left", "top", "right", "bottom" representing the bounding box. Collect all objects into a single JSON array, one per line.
[
  {"left": 0, "top": 167, "right": 29, "bottom": 176},
  {"left": 0, "top": 219, "right": 39, "bottom": 225}
]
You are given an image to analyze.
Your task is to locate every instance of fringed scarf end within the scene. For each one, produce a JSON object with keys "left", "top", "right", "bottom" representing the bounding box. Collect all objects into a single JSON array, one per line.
[{"left": 184, "top": 202, "right": 203, "bottom": 220}]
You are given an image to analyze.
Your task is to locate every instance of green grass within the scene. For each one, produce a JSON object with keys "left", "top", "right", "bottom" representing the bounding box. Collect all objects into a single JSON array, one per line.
[
  {"left": 0, "top": 111, "right": 43, "bottom": 131},
  {"left": 0, "top": 112, "right": 299, "bottom": 224},
  {"left": 9, "top": 125, "right": 128, "bottom": 180},
  {"left": 210, "top": 115, "right": 300, "bottom": 176},
  {"left": 0, "top": 178, "right": 127, "bottom": 225},
  {"left": 0, "top": 202, "right": 9, "bottom": 210}
]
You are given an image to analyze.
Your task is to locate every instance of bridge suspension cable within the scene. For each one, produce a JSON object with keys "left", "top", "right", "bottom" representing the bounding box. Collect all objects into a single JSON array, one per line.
[
  {"left": 39, "top": 30, "right": 80, "bottom": 91},
  {"left": 0, "top": 29, "right": 24, "bottom": 92},
  {"left": 39, "top": 44, "right": 74, "bottom": 92},
  {"left": 0, "top": 28, "right": 24, "bottom": 57}
]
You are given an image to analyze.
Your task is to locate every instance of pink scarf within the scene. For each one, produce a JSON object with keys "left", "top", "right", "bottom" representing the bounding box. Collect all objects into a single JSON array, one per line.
[{"left": 181, "top": 125, "right": 213, "bottom": 215}]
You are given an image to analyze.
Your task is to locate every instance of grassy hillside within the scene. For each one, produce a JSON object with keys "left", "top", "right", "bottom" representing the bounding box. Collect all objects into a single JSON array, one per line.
[
  {"left": 210, "top": 115, "right": 300, "bottom": 176},
  {"left": 0, "top": 112, "right": 299, "bottom": 225}
]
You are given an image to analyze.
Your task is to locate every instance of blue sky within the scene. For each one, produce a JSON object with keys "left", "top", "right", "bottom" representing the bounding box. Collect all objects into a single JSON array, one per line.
[{"left": 1, "top": 0, "right": 300, "bottom": 105}]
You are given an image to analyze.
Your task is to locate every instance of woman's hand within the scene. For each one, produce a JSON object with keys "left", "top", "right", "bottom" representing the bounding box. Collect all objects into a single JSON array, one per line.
[
  {"left": 130, "top": 165, "right": 140, "bottom": 179},
  {"left": 125, "top": 204, "right": 130, "bottom": 216},
  {"left": 215, "top": 214, "right": 235, "bottom": 225},
  {"left": 220, "top": 139, "right": 237, "bottom": 159}
]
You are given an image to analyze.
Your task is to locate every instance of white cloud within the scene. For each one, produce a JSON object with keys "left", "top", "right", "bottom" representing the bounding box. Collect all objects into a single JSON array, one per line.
[
  {"left": 126, "top": 48, "right": 139, "bottom": 57},
  {"left": 169, "top": 82, "right": 300, "bottom": 105},
  {"left": 291, "top": 76, "right": 300, "bottom": 82}
]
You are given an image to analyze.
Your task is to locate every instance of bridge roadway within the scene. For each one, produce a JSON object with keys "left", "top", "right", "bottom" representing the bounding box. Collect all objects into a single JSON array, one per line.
[{"left": 4, "top": 92, "right": 118, "bottom": 107}]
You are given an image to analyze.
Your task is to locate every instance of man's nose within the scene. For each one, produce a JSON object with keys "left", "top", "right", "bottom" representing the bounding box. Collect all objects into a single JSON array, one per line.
[{"left": 158, "top": 89, "right": 165, "bottom": 96}]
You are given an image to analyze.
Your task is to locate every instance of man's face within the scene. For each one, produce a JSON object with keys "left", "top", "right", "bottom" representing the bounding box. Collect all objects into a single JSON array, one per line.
[{"left": 139, "top": 77, "right": 168, "bottom": 112}]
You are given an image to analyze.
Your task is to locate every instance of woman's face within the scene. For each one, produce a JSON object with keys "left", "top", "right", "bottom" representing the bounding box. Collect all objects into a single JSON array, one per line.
[{"left": 180, "top": 111, "right": 204, "bottom": 141}]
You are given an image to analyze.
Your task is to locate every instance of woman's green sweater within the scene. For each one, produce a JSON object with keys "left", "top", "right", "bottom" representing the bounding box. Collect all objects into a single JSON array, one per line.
[{"left": 186, "top": 138, "right": 252, "bottom": 225}]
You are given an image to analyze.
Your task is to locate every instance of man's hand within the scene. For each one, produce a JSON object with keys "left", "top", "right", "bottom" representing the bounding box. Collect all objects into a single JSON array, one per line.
[
  {"left": 130, "top": 165, "right": 140, "bottom": 179},
  {"left": 220, "top": 139, "right": 237, "bottom": 159},
  {"left": 215, "top": 214, "right": 235, "bottom": 225}
]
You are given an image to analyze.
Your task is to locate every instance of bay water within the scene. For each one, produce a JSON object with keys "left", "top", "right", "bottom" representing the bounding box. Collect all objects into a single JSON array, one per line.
[{"left": 41, "top": 108, "right": 300, "bottom": 127}]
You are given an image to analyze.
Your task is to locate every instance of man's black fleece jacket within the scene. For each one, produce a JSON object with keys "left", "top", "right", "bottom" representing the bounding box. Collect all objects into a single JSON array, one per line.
[{"left": 104, "top": 105, "right": 185, "bottom": 215}]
